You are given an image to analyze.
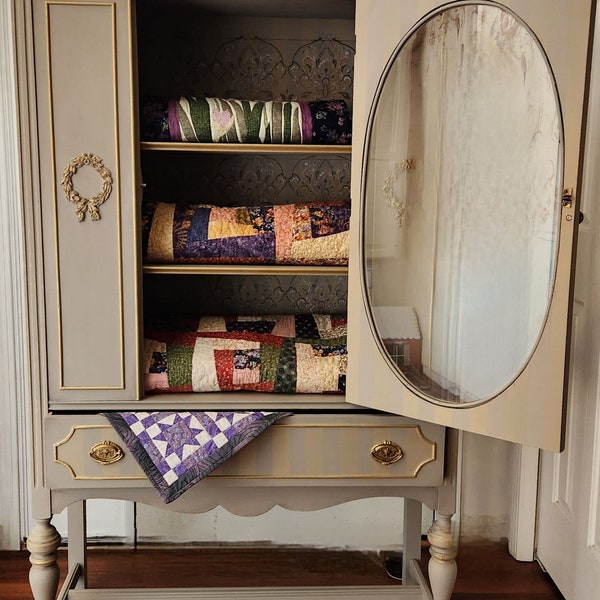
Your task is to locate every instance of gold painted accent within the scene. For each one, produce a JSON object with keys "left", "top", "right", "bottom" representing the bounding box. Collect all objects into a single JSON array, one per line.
[
  {"left": 370, "top": 440, "right": 404, "bottom": 465},
  {"left": 209, "top": 474, "right": 422, "bottom": 480},
  {"left": 89, "top": 440, "right": 124, "bottom": 465},
  {"left": 61, "top": 153, "right": 113, "bottom": 222},
  {"left": 562, "top": 187, "right": 574, "bottom": 208},
  {"left": 54, "top": 425, "right": 145, "bottom": 480}
]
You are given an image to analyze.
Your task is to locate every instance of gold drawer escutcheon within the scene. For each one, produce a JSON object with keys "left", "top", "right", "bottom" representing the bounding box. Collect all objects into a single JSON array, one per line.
[
  {"left": 89, "top": 440, "right": 124, "bottom": 466},
  {"left": 370, "top": 440, "right": 403, "bottom": 465}
]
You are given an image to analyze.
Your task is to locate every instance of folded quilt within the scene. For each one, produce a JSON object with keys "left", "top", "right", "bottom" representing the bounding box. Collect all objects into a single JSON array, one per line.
[
  {"left": 144, "top": 314, "right": 348, "bottom": 394},
  {"left": 140, "top": 97, "right": 352, "bottom": 145},
  {"left": 103, "top": 411, "right": 290, "bottom": 503},
  {"left": 142, "top": 201, "right": 350, "bottom": 265}
]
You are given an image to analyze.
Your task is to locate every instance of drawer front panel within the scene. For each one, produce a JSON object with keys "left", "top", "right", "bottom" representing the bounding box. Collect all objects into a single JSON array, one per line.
[
  {"left": 213, "top": 422, "right": 440, "bottom": 480},
  {"left": 47, "top": 415, "right": 444, "bottom": 487}
]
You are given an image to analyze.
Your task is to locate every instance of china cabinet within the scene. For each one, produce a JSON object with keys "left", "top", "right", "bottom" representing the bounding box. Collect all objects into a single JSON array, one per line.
[{"left": 15, "top": 0, "right": 594, "bottom": 599}]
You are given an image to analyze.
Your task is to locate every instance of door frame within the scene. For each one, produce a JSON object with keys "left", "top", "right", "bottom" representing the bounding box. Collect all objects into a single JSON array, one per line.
[{"left": 0, "top": 0, "right": 32, "bottom": 550}]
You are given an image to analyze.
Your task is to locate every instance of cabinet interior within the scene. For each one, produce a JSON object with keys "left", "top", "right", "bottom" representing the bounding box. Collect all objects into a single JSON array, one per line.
[{"left": 136, "top": 0, "right": 357, "bottom": 409}]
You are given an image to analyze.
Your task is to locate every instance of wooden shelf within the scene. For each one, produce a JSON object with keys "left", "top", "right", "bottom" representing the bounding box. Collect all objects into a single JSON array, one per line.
[
  {"left": 143, "top": 264, "right": 349, "bottom": 276},
  {"left": 140, "top": 141, "right": 352, "bottom": 154},
  {"left": 48, "top": 395, "right": 354, "bottom": 412}
]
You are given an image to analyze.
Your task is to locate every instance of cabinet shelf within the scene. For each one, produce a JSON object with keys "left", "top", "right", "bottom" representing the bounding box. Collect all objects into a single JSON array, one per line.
[
  {"left": 143, "top": 264, "right": 349, "bottom": 276},
  {"left": 140, "top": 141, "right": 352, "bottom": 155},
  {"left": 49, "top": 394, "right": 354, "bottom": 413}
]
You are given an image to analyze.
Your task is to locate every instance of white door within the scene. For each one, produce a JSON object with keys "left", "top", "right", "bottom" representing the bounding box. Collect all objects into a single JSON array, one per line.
[
  {"left": 348, "top": 0, "right": 594, "bottom": 451},
  {"left": 536, "top": 5, "right": 600, "bottom": 595}
]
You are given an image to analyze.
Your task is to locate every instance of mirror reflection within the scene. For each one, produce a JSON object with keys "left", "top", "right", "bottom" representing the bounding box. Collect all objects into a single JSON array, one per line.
[{"left": 363, "top": 2, "right": 563, "bottom": 404}]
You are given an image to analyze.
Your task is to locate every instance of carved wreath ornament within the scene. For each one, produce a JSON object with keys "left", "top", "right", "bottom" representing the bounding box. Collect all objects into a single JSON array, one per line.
[{"left": 61, "top": 153, "right": 113, "bottom": 222}]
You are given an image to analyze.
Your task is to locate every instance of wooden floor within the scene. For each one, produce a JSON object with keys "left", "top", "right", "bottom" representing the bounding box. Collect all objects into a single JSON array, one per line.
[{"left": 0, "top": 541, "right": 564, "bottom": 599}]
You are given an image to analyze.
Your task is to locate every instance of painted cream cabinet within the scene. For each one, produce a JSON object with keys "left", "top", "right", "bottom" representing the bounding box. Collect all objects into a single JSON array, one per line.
[{"left": 16, "top": 1, "right": 593, "bottom": 599}]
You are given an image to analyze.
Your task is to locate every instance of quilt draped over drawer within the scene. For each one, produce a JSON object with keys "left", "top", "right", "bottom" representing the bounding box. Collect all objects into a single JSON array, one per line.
[
  {"left": 104, "top": 411, "right": 290, "bottom": 503},
  {"left": 144, "top": 314, "right": 348, "bottom": 394},
  {"left": 142, "top": 201, "right": 350, "bottom": 266}
]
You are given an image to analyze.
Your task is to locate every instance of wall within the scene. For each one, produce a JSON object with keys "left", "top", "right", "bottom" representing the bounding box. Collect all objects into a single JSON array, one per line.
[{"left": 460, "top": 434, "right": 514, "bottom": 542}]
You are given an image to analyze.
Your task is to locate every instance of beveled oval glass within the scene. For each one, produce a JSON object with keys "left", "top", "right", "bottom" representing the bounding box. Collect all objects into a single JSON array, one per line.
[{"left": 362, "top": 2, "right": 563, "bottom": 405}]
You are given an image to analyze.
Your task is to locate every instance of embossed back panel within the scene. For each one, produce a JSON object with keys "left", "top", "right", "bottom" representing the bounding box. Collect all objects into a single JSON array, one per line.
[{"left": 137, "top": 6, "right": 354, "bottom": 316}]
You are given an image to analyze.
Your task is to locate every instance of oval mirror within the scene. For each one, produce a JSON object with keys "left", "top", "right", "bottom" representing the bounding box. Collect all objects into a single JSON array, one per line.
[{"left": 362, "top": 2, "right": 563, "bottom": 405}]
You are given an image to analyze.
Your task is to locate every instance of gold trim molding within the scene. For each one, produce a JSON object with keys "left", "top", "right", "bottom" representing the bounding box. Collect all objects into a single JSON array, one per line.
[{"left": 53, "top": 425, "right": 145, "bottom": 480}]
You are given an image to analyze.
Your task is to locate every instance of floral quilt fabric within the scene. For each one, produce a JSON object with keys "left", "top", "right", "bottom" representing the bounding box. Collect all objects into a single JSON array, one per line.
[
  {"left": 140, "top": 97, "right": 352, "bottom": 145},
  {"left": 144, "top": 314, "right": 348, "bottom": 394}
]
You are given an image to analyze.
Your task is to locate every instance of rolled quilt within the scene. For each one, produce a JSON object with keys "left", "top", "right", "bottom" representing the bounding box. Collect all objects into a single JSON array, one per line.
[
  {"left": 140, "top": 97, "right": 352, "bottom": 145},
  {"left": 142, "top": 200, "right": 350, "bottom": 265}
]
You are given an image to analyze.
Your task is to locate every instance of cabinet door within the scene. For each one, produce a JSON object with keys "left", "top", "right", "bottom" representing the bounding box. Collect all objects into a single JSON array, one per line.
[
  {"left": 33, "top": 0, "right": 141, "bottom": 403},
  {"left": 347, "top": 0, "right": 593, "bottom": 450}
]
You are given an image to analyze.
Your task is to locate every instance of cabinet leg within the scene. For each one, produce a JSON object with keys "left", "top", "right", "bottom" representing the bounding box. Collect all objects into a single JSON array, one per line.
[
  {"left": 402, "top": 498, "right": 423, "bottom": 584},
  {"left": 68, "top": 501, "right": 88, "bottom": 589},
  {"left": 27, "top": 518, "right": 62, "bottom": 600},
  {"left": 427, "top": 513, "right": 457, "bottom": 600}
]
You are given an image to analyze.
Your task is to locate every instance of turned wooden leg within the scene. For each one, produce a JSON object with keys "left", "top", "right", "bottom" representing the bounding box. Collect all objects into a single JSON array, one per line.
[
  {"left": 427, "top": 513, "right": 457, "bottom": 600},
  {"left": 27, "top": 518, "right": 62, "bottom": 600}
]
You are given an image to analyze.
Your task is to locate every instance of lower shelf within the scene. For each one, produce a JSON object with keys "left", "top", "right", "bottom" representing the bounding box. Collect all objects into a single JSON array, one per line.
[
  {"left": 58, "top": 560, "right": 433, "bottom": 600},
  {"left": 65, "top": 587, "right": 424, "bottom": 599}
]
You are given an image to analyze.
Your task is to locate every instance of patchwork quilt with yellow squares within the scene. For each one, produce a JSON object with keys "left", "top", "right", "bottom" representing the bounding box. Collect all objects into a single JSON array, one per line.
[{"left": 142, "top": 201, "right": 350, "bottom": 265}]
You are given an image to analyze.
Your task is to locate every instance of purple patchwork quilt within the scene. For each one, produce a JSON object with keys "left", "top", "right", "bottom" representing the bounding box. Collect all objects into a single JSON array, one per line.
[
  {"left": 103, "top": 410, "right": 290, "bottom": 503},
  {"left": 142, "top": 201, "right": 350, "bottom": 265}
]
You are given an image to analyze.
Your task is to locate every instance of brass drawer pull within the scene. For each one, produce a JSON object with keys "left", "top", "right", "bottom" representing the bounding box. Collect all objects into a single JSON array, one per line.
[
  {"left": 370, "top": 440, "right": 403, "bottom": 465},
  {"left": 89, "top": 440, "right": 124, "bottom": 465}
]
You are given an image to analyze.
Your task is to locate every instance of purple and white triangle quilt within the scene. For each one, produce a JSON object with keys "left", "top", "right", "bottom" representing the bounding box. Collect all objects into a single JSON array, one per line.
[{"left": 103, "top": 411, "right": 291, "bottom": 503}]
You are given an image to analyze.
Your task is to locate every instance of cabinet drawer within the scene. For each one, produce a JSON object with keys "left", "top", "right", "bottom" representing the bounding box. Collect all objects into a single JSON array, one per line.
[{"left": 46, "top": 414, "right": 444, "bottom": 487}]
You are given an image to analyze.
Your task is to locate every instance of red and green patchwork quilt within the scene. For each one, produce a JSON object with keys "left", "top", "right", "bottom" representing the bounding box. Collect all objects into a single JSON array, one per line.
[{"left": 144, "top": 314, "right": 347, "bottom": 394}]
